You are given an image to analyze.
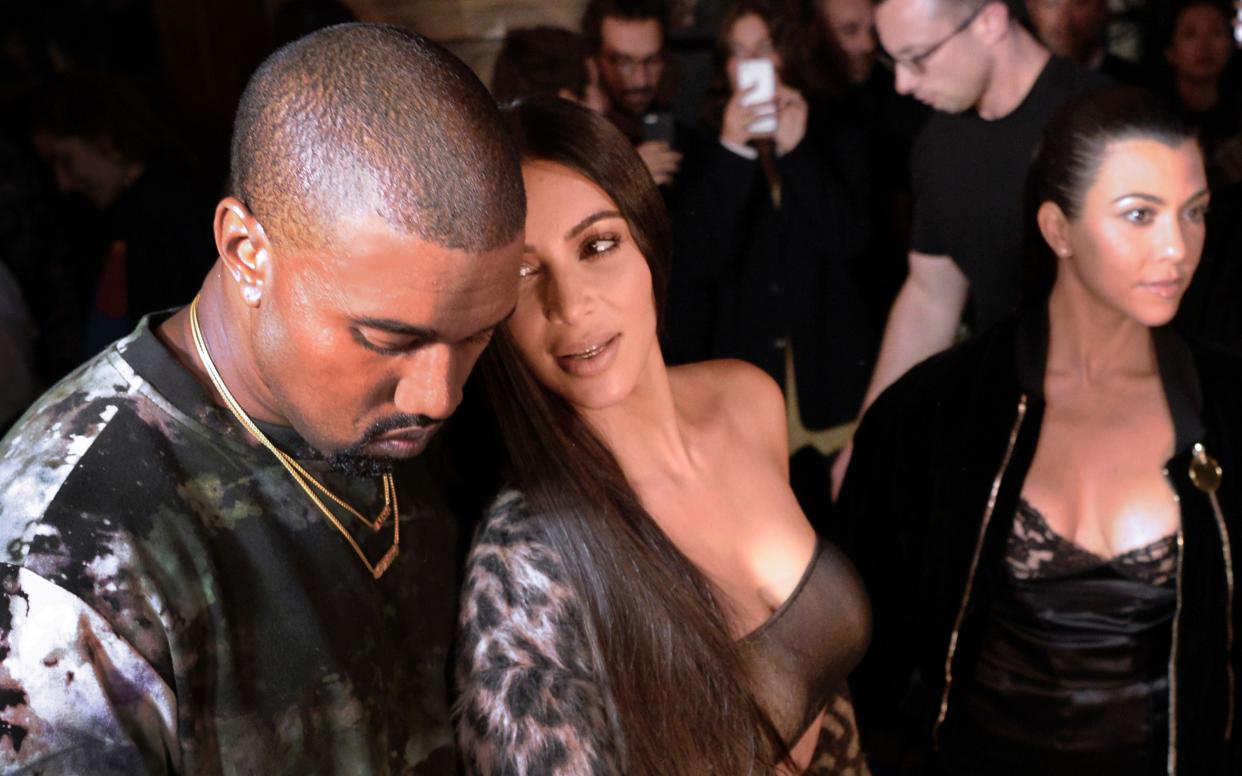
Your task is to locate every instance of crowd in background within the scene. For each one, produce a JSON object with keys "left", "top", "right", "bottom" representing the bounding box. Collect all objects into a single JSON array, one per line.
[{"left": 0, "top": 0, "right": 1240, "bottom": 500}]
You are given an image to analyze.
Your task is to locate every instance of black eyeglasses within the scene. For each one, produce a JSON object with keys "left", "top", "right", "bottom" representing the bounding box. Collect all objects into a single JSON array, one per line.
[
  {"left": 877, "top": 2, "right": 988, "bottom": 76},
  {"left": 602, "top": 51, "right": 666, "bottom": 76}
]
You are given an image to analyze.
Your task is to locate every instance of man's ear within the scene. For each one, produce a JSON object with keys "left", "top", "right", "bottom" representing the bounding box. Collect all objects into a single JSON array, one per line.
[
  {"left": 214, "top": 197, "right": 272, "bottom": 308},
  {"left": 976, "top": 1, "right": 1012, "bottom": 45},
  {"left": 1037, "top": 200, "right": 1072, "bottom": 259}
]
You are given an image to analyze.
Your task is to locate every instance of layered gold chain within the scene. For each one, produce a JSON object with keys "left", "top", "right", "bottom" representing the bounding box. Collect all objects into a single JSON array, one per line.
[{"left": 189, "top": 294, "right": 399, "bottom": 579}]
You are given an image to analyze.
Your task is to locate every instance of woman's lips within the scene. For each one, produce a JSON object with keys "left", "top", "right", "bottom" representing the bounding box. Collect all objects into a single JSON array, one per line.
[
  {"left": 1138, "top": 278, "right": 1183, "bottom": 299},
  {"left": 555, "top": 334, "right": 620, "bottom": 377}
]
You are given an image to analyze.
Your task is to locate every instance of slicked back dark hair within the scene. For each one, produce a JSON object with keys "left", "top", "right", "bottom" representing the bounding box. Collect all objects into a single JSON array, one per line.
[
  {"left": 581, "top": 0, "right": 670, "bottom": 55},
  {"left": 1023, "top": 85, "right": 1198, "bottom": 304},
  {"left": 230, "top": 23, "right": 524, "bottom": 252}
]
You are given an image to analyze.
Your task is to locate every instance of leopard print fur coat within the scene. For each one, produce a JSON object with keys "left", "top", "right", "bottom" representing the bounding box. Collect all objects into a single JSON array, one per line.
[{"left": 453, "top": 489, "right": 870, "bottom": 775}]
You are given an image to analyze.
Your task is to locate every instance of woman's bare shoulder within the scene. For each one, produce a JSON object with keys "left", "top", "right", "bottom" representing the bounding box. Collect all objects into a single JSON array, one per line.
[{"left": 670, "top": 359, "right": 787, "bottom": 454}]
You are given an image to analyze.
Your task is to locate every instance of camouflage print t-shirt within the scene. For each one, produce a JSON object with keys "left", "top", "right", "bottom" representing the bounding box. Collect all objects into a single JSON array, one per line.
[{"left": 0, "top": 314, "right": 462, "bottom": 774}]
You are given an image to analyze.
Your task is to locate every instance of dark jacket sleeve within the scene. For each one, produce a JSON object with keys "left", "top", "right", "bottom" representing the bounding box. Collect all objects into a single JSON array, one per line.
[
  {"left": 836, "top": 378, "right": 933, "bottom": 769},
  {"left": 672, "top": 125, "right": 864, "bottom": 286},
  {"left": 670, "top": 134, "right": 763, "bottom": 285},
  {"left": 665, "top": 119, "right": 871, "bottom": 374}
]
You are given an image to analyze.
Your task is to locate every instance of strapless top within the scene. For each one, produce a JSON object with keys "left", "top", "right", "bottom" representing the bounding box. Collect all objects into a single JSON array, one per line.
[
  {"left": 737, "top": 539, "right": 871, "bottom": 745},
  {"left": 941, "top": 499, "right": 1176, "bottom": 776}
]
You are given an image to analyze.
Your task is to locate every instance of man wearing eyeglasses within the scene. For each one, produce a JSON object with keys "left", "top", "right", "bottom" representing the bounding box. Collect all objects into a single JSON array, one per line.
[
  {"left": 831, "top": 0, "right": 1106, "bottom": 497},
  {"left": 581, "top": 0, "right": 683, "bottom": 187}
]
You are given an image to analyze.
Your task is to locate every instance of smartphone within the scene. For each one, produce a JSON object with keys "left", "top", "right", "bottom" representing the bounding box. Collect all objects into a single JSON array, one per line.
[
  {"left": 737, "top": 58, "right": 777, "bottom": 134},
  {"left": 642, "top": 111, "right": 676, "bottom": 145}
]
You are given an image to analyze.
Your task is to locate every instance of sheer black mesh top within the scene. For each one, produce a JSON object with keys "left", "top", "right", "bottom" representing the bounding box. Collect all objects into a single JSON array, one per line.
[{"left": 736, "top": 539, "right": 871, "bottom": 745}]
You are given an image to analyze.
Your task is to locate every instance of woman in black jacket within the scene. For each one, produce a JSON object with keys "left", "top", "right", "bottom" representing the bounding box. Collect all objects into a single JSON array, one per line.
[
  {"left": 666, "top": 0, "right": 874, "bottom": 448},
  {"left": 840, "top": 85, "right": 1239, "bottom": 774}
]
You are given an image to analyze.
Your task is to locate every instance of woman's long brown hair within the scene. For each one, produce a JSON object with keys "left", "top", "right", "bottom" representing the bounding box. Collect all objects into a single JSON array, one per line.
[
  {"left": 702, "top": 0, "right": 841, "bottom": 208},
  {"left": 703, "top": 0, "right": 844, "bottom": 132},
  {"left": 482, "top": 97, "right": 787, "bottom": 774}
]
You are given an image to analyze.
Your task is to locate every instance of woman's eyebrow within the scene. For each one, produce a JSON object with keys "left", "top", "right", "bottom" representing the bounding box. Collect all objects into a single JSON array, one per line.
[
  {"left": 1110, "top": 193, "right": 1165, "bottom": 205},
  {"left": 565, "top": 210, "right": 623, "bottom": 241}
]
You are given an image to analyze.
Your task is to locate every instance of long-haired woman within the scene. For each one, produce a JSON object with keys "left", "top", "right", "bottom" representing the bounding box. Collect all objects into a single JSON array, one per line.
[
  {"left": 453, "top": 97, "right": 871, "bottom": 775},
  {"left": 667, "top": 0, "right": 876, "bottom": 518},
  {"left": 841, "top": 85, "right": 1242, "bottom": 774}
]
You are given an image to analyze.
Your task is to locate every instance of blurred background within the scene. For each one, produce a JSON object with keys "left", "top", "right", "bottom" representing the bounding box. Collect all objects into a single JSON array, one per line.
[{"left": 0, "top": 0, "right": 1239, "bottom": 443}]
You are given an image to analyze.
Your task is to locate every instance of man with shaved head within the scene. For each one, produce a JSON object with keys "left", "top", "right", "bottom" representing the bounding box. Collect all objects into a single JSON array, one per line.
[{"left": 0, "top": 23, "right": 523, "bottom": 773}]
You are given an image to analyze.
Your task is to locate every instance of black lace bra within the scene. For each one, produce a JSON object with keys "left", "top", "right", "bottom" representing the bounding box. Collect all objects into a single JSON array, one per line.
[{"left": 1007, "top": 497, "right": 1178, "bottom": 587}]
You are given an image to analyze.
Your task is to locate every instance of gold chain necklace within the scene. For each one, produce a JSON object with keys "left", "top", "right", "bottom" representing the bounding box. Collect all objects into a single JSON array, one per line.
[{"left": 189, "top": 294, "right": 399, "bottom": 579}]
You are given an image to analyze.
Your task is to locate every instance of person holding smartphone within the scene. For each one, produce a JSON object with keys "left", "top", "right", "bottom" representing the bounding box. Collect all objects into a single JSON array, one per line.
[
  {"left": 720, "top": 49, "right": 805, "bottom": 164},
  {"left": 581, "top": 0, "right": 684, "bottom": 187},
  {"left": 666, "top": 0, "right": 875, "bottom": 528}
]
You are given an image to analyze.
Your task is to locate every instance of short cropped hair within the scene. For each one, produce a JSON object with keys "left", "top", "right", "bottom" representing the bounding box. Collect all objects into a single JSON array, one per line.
[
  {"left": 492, "top": 27, "right": 590, "bottom": 104},
  {"left": 876, "top": 0, "right": 990, "bottom": 19},
  {"left": 580, "top": 0, "right": 670, "bottom": 55},
  {"left": 230, "top": 23, "right": 524, "bottom": 252}
]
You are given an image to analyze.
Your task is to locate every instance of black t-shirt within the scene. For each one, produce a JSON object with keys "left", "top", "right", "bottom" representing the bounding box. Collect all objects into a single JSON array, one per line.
[{"left": 909, "top": 57, "right": 1107, "bottom": 330}]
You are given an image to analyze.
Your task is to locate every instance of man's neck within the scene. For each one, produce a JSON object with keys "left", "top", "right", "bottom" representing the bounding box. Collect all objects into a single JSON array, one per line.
[
  {"left": 606, "top": 106, "right": 646, "bottom": 144},
  {"left": 976, "top": 26, "right": 1051, "bottom": 121},
  {"left": 157, "top": 268, "right": 289, "bottom": 427}
]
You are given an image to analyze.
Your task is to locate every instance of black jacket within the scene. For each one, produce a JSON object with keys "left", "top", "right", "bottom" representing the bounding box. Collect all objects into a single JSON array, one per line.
[
  {"left": 665, "top": 112, "right": 875, "bottom": 429},
  {"left": 838, "top": 309, "right": 1241, "bottom": 774}
]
